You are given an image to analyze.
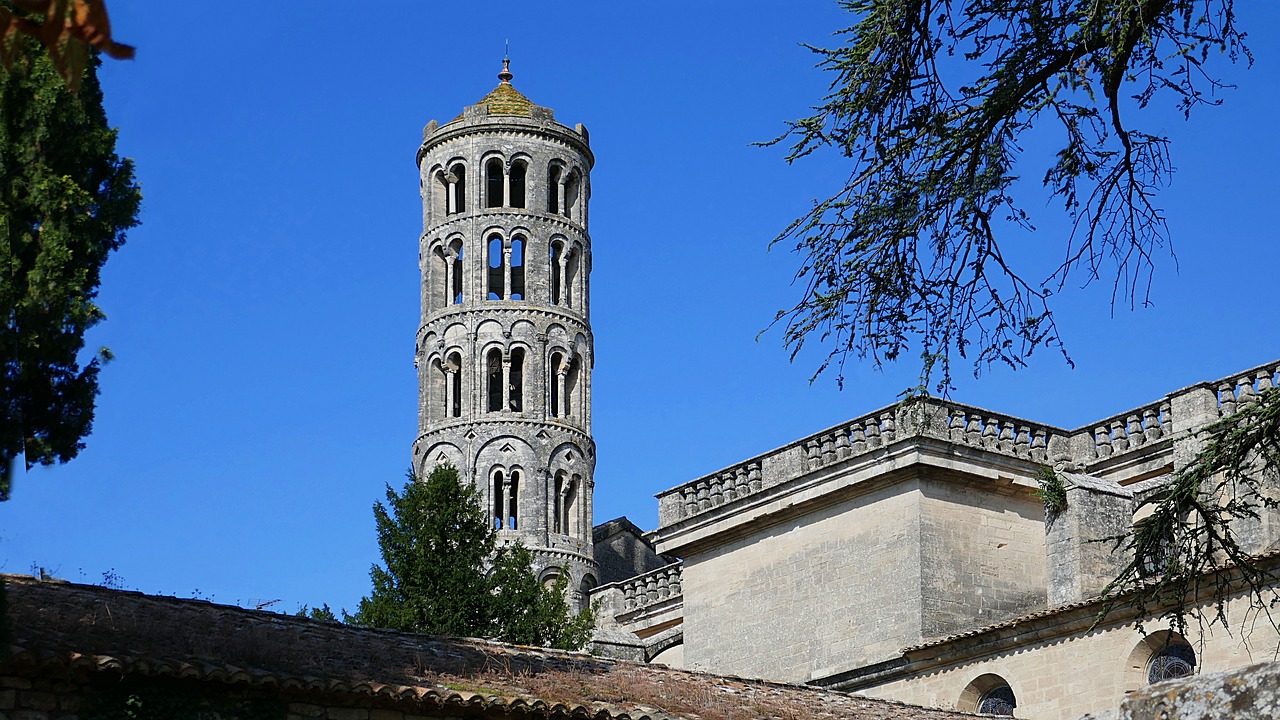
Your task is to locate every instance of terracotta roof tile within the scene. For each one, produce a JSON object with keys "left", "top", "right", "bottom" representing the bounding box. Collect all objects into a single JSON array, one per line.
[{"left": 2, "top": 574, "right": 974, "bottom": 720}]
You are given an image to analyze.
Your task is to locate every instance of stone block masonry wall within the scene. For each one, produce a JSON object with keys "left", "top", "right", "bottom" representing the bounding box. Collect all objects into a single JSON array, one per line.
[
  {"left": 917, "top": 475, "right": 1047, "bottom": 639},
  {"left": 682, "top": 482, "right": 925, "bottom": 683}
]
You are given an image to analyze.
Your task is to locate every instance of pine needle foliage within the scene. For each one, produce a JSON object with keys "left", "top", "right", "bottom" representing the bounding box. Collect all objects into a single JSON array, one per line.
[
  {"left": 352, "top": 464, "right": 593, "bottom": 650},
  {"left": 767, "top": 0, "right": 1248, "bottom": 393}
]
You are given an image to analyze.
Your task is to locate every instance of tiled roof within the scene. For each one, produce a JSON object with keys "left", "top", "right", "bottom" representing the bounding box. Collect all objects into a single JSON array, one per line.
[
  {"left": 476, "top": 81, "right": 535, "bottom": 117},
  {"left": 2, "top": 574, "right": 974, "bottom": 720}
]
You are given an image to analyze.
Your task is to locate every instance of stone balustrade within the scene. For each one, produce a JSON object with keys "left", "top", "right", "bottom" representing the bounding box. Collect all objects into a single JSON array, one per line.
[
  {"left": 1214, "top": 361, "right": 1280, "bottom": 417},
  {"left": 618, "top": 562, "right": 683, "bottom": 613},
  {"left": 656, "top": 360, "right": 1280, "bottom": 528}
]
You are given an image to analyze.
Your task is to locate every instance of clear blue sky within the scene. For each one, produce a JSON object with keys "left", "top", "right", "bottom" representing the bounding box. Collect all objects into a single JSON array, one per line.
[{"left": 3, "top": 2, "right": 1278, "bottom": 615}]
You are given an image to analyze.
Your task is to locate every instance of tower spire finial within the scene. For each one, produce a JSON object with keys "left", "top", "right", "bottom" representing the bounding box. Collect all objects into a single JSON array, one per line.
[{"left": 498, "top": 42, "right": 513, "bottom": 84}]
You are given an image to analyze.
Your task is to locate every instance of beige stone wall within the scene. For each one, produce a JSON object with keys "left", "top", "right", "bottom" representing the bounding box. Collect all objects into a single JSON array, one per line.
[
  {"left": 917, "top": 474, "right": 1047, "bottom": 638},
  {"left": 859, "top": 594, "right": 1280, "bottom": 720},
  {"left": 681, "top": 479, "right": 925, "bottom": 682}
]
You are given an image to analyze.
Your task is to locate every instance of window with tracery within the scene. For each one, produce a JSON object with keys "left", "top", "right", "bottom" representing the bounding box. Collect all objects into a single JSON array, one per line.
[
  {"left": 1148, "top": 643, "right": 1196, "bottom": 684},
  {"left": 977, "top": 685, "right": 1015, "bottom": 716}
]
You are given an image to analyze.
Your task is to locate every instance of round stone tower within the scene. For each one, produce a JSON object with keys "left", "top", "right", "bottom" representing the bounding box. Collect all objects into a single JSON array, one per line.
[{"left": 413, "top": 59, "right": 597, "bottom": 606}]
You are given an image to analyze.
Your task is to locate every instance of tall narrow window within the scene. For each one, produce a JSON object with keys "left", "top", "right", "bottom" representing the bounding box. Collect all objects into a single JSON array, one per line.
[
  {"left": 492, "top": 469, "right": 506, "bottom": 530},
  {"left": 564, "top": 170, "right": 581, "bottom": 221},
  {"left": 563, "top": 475, "right": 578, "bottom": 535},
  {"left": 431, "top": 171, "right": 447, "bottom": 221},
  {"left": 434, "top": 245, "right": 449, "bottom": 307},
  {"left": 547, "top": 164, "right": 561, "bottom": 213},
  {"left": 510, "top": 236, "right": 525, "bottom": 300},
  {"left": 550, "top": 241, "right": 563, "bottom": 305},
  {"left": 509, "top": 348, "right": 524, "bottom": 412},
  {"left": 553, "top": 471, "right": 566, "bottom": 533},
  {"left": 449, "top": 164, "right": 466, "bottom": 214},
  {"left": 564, "top": 245, "right": 579, "bottom": 309},
  {"left": 485, "top": 158, "right": 504, "bottom": 208},
  {"left": 510, "top": 160, "right": 526, "bottom": 208},
  {"left": 507, "top": 470, "right": 520, "bottom": 529},
  {"left": 447, "top": 352, "right": 462, "bottom": 418},
  {"left": 431, "top": 358, "right": 445, "bottom": 422},
  {"left": 550, "top": 352, "right": 563, "bottom": 417},
  {"left": 486, "top": 349, "right": 503, "bottom": 412},
  {"left": 564, "top": 355, "right": 579, "bottom": 418},
  {"left": 487, "top": 234, "right": 504, "bottom": 300},
  {"left": 450, "top": 241, "right": 464, "bottom": 304}
]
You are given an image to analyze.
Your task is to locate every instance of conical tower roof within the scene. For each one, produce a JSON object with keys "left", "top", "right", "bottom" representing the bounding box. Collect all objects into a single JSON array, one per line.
[{"left": 468, "top": 58, "right": 535, "bottom": 117}]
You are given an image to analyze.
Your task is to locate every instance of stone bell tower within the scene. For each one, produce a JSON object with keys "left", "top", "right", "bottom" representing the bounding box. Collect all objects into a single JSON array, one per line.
[{"left": 412, "top": 59, "right": 597, "bottom": 604}]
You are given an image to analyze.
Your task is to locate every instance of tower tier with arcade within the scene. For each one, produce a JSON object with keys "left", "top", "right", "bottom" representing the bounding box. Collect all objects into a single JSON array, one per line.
[{"left": 413, "top": 61, "right": 597, "bottom": 605}]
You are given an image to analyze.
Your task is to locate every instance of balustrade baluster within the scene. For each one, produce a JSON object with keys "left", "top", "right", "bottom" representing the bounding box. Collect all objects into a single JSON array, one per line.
[
  {"left": 881, "top": 413, "right": 896, "bottom": 443},
  {"left": 1030, "top": 429, "right": 1047, "bottom": 462},
  {"left": 1126, "top": 415, "right": 1144, "bottom": 447},
  {"left": 851, "top": 425, "right": 867, "bottom": 453},
  {"left": 748, "top": 464, "right": 762, "bottom": 493},
  {"left": 1238, "top": 376, "right": 1259, "bottom": 405},
  {"left": 982, "top": 418, "right": 1000, "bottom": 449},
  {"left": 1015, "top": 425, "right": 1031, "bottom": 458},
  {"left": 998, "top": 420, "right": 1015, "bottom": 453},
  {"left": 836, "top": 429, "right": 852, "bottom": 459},
  {"left": 1110, "top": 420, "right": 1128, "bottom": 453},
  {"left": 1219, "top": 382, "right": 1237, "bottom": 417},
  {"left": 1259, "top": 369, "right": 1275, "bottom": 393},
  {"left": 1095, "top": 426, "right": 1113, "bottom": 458},
  {"left": 696, "top": 480, "right": 710, "bottom": 511},
  {"left": 865, "top": 418, "right": 882, "bottom": 448},
  {"left": 949, "top": 409, "right": 967, "bottom": 442},
  {"left": 1143, "top": 408, "right": 1162, "bottom": 443},
  {"left": 821, "top": 434, "right": 836, "bottom": 465},
  {"left": 965, "top": 415, "right": 983, "bottom": 445}
]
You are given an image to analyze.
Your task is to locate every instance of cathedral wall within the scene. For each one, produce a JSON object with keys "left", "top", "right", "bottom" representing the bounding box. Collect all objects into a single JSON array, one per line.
[
  {"left": 917, "top": 473, "right": 1047, "bottom": 639},
  {"left": 857, "top": 592, "right": 1280, "bottom": 720},
  {"left": 680, "top": 480, "right": 925, "bottom": 683}
]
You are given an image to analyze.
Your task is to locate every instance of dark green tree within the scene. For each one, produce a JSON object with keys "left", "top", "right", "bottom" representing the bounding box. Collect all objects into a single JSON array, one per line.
[
  {"left": 0, "top": 34, "right": 140, "bottom": 500},
  {"left": 770, "top": 0, "right": 1277, "bottom": 631},
  {"left": 352, "top": 464, "right": 593, "bottom": 650}
]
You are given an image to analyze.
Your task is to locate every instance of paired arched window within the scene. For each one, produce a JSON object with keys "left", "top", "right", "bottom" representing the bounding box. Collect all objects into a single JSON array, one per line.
[
  {"left": 552, "top": 470, "right": 581, "bottom": 535},
  {"left": 485, "top": 348, "right": 525, "bottom": 413},
  {"left": 546, "top": 162, "right": 584, "bottom": 222},
  {"left": 434, "top": 239, "right": 464, "bottom": 307},
  {"left": 550, "top": 239, "right": 580, "bottom": 308},
  {"left": 549, "top": 351, "right": 580, "bottom": 419},
  {"left": 483, "top": 157, "right": 528, "bottom": 210},
  {"left": 486, "top": 233, "right": 527, "bottom": 301},
  {"left": 491, "top": 467, "right": 521, "bottom": 529}
]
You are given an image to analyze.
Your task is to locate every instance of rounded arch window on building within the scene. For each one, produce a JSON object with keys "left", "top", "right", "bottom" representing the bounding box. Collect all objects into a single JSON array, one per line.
[
  {"left": 959, "top": 673, "right": 1016, "bottom": 716},
  {"left": 1148, "top": 642, "right": 1196, "bottom": 684}
]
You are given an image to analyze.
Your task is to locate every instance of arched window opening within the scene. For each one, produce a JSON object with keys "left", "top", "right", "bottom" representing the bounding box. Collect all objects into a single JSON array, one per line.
[
  {"left": 430, "top": 358, "right": 445, "bottom": 423},
  {"left": 564, "top": 170, "right": 581, "bottom": 222},
  {"left": 510, "top": 161, "right": 526, "bottom": 208},
  {"left": 552, "top": 471, "right": 567, "bottom": 533},
  {"left": 509, "top": 348, "right": 525, "bottom": 412},
  {"left": 491, "top": 469, "right": 506, "bottom": 530},
  {"left": 564, "top": 355, "right": 580, "bottom": 418},
  {"left": 978, "top": 686, "right": 1016, "bottom": 716},
  {"left": 507, "top": 469, "right": 520, "bottom": 529},
  {"left": 450, "top": 240, "right": 464, "bottom": 304},
  {"left": 486, "top": 349, "right": 503, "bottom": 412},
  {"left": 448, "top": 164, "right": 466, "bottom": 214},
  {"left": 1149, "top": 643, "right": 1196, "bottom": 684},
  {"left": 446, "top": 352, "right": 463, "bottom": 418},
  {"left": 547, "top": 164, "right": 562, "bottom": 213},
  {"left": 431, "top": 171, "right": 447, "bottom": 221},
  {"left": 510, "top": 236, "right": 526, "bottom": 300},
  {"left": 487, "top": 234, "right": 504, "bottom": 300},
  {"left": 564, "top": 474, "right": 579, "bottom": 535},
  {"left": 1134, "top": 501, "right": 1176, "bottom": 578},
  {"left": 563, "top": 245, "right": 580, "bottom": 309},
  {"left": 550, "top": 241, "right": 564, "bottom": 305},
  {"left": 433, "top": 245, "right": 449, "bottom": 308},
  {"left": 540, "top": 567, "right": 562, "bottom": 590},
  {"left": 485, "top": 158, "right": 504, "bottom": 208},
  {"left": 550, "top": 352, "right": 564, "bottom": 417},
  {"left": 579, "top": 574, "right": 596, "bottom": 598}
]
